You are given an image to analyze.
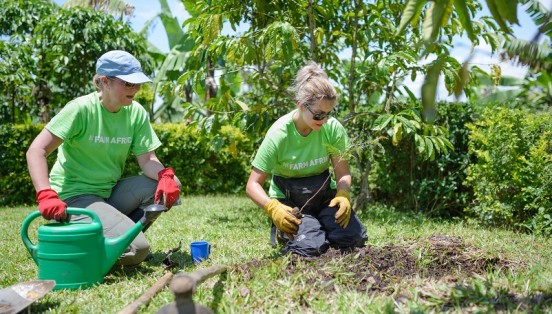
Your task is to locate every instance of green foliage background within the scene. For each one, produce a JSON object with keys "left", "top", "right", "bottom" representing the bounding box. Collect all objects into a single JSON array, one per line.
[
  {"left": 4, "top": 106, "right": 552, "bottom": 236},
  {"left": 369, "top": 102, "right": 475, "bottom": 216},
  {"left": 0, "top": 0, "right": 152, "bottom": 123},
  {"left": 0, "top": 124, "right": 255, "bottom": 206},
  {"left": 0, "top": 124, "right": 56, "bottom": 205},
  {"left": 465, "top": 107, "right": 552, "bottom": 235},
  {"left": 1, "top": 0, "right": 551, "bottom": 238},
  {"left": 124, "top": 124, "right": 255, "bottom": 195}
]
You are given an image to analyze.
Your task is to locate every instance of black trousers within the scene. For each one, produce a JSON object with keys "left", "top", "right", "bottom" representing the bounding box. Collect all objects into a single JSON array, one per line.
[{"left": 272, "top": 171, "right": 368, "bottom": 256}]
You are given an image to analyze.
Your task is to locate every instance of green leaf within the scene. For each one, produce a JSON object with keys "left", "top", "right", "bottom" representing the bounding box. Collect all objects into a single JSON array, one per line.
[
  {"left": 396, "top": 0, "right": 426, "bottom": 35},
  {"left": 433, "top": 136, "right": 445, "bottom": 153},
  {"left": 486, "top": 0, "right": 511, "bottom": 33},
  {"left": 182, "top": 0, "right": 201, "bottom": 17},
  {"left": 422, "top": 0, "right": 452, "bottom": 43},
  {"left": 395, "top": 51, "right": 418, "bottom": 63},
  {"left": 415, "top": 134, "right": 426, "bottom": 154},
  {"left": 211, "top": 137, "right": 224, "bottom": 151},
  {"left": 421, "top": 57, "right": 445, "bottom": 122},
  {"left": 392, "top": 123, "right": 403, "bottom": 146},
  {"left": 159, "top": 13, "right": 186, "bottom": 49},
  {"left": 442, "top": 137, "right": 454, "bottom": 151},
  {"left": 494, "top": 0, "right": 519, "bottom": 24},
  {"left": 453, "top": 0, "right": 476, "bottom": 42},
  {"left": 431, "top": 137, "right": 441, "bottom": 154},
  {"left": 396, "top": 115, "right": 416, "bottom": 132},
  {"left": 410, "top": 70, "right": 417, "bottom": 83},
  {"left": 402, "top": 85, "right": 418, "bottom": 102},
  {"left": 425, "top": 137, "right": 435, "bottom": 160},
  {"left": 454, "top": 59, "right": 470, "bottom": 98},
  {"left": 372, "top": 114, "right": 393, "bottom": 131},
  {"left": 315, "top": 27, "right": 324, "bottom": 45},
  {"left": 235, "top": 100, "right": 250, "bottom": 111},
  {"left": 502, "top": 38, "right": 552, "bottom": 72}
]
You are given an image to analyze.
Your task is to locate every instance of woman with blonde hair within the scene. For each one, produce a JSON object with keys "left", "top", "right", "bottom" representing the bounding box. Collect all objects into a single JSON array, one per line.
[
  {"left": 26, "top": 50, "right": 181, "bottom": 265},
  {"left": 246, "top": 62, "right": 367, "bottom": 256}
]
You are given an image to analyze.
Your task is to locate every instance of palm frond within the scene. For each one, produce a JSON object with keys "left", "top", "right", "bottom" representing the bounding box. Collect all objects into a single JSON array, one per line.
[
  {"left": 520, "top": 0, "right": 552, "bottom": 37},
  {"left": 501, "top": 37, "right": 552, "bottom": 72}
]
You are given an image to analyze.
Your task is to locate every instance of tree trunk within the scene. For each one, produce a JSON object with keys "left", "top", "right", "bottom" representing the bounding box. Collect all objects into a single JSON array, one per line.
[
  {"left": 150, "top": 83, "right": 156, "bottom": 122},
  {"left": 348, "top": 0, "right": 360, "bottom": 113},
  {"left": 348, "top": 0, "right": 370, "bottom": 211},
  {"left": 204, "top": 56, "right": 217, "bottom": 117},
  {"left": 10, "top": 89, "right": 15, "bottom": 123},
  {"left": 384, "top": 71, "right": 398, "bottom": 113},
  {"left": 33, "top": 80, "right": 52, "bottom": 123},
  {"left": 307, "top": 0, "right": 317, "bottom": 61},
  {"left": 34, "top": 48, "right": 52, "bottom": 123},
  {"left": 352, "top": 150, "right": 372, "bottom": 212}
]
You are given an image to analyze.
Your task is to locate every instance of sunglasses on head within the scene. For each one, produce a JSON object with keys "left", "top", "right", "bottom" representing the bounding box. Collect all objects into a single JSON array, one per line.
[
  {"left": 107, "top": 76, "right": 140, "bottom": 89},
  {"left": 304, "top": 105, "right": 332, "bottom": 121}
]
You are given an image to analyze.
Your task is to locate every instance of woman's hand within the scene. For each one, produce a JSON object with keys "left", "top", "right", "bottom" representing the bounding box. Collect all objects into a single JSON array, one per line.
[
  {"left": 329, "top": 190, "right": 351, "bottom": 228},
  {"left": 154, "top": 168, "right": 180, "bottom": 209},
  {"left": 264, "top": 199, "right": 302, "bottom": 239}
]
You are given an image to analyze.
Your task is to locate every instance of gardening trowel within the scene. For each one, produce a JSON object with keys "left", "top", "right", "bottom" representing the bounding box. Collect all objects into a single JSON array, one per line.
[{"left": 0, "top": 280, "right": 55, "bottom": 314}]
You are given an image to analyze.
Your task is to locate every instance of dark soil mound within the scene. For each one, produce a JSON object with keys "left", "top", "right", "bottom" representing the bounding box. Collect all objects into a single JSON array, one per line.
[{"left": 232, "top": 234, "right": 517, "bottom": 295}]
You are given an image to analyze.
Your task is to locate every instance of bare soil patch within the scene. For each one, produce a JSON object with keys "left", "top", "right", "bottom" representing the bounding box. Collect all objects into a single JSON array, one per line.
[
  {"left": 232, "top": 234, "right": 518, "bottom": 294},
  {"left": 227, "top": 234, "right": 552, "bottom": 311}
]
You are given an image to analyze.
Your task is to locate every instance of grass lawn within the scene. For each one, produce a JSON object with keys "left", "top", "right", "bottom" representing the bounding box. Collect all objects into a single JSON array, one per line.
[{"left": 1, "top": 194, "right": 551, "bottom": 313}]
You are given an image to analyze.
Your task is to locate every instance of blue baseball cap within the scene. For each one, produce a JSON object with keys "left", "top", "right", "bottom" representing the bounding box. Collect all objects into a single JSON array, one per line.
[{"left": 96, "top": 50, "right": 151, "bottom": 84}]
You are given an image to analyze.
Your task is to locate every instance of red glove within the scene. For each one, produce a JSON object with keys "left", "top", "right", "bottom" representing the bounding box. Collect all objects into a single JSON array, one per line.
[
  {"left": 36, "top": 189, "right": 68, "bottom": 221},
  {"left": 154, "top": 168, "right": 180, "bottom": 209}
]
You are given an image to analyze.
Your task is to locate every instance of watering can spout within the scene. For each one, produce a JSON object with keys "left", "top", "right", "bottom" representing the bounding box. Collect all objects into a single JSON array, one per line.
[
  {"left": 103, "top": 204, "right": 167, "bottom": 273},
  {"left": 103, "top": 220, "right": 145, "bottom": 272}
]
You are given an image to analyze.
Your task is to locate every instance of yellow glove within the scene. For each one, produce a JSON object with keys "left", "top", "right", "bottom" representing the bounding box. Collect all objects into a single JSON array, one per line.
[
  {"left": 264, "top": 199, "right": 301, "bottom": 239},
  {"left": 329, "top": 190, "right": 351, "bottom": 228}
]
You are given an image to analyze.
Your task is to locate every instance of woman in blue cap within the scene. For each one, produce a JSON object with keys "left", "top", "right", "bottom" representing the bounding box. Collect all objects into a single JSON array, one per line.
[
  {"left": 26, "top": 50, "right": 181, "bottom": 266},
  {"left": 246, "top": 61, "right": 367, "bottom": 257}
]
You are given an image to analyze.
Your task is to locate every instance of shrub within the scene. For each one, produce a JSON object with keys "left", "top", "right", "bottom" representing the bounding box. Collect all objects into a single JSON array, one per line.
[
  {"left": 136, "top": 123, "right": 254, "bottom": 195},
  {"left": 369, "top": 102, "right": 475, "bottom": 217},
  {"left": 0, "top": 123, "right": 254, "bottom": 206},
  {"left": 465, "top": 108, "right": 552, "bottom": 235},
  {"left": 0, "top": 124, "right": 54, "bottom": 206}
]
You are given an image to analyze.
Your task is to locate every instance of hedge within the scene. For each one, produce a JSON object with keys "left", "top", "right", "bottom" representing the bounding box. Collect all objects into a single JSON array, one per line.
[
  {"left": 465, "top": 108, "right": 552, "bottom": 235},
  {"left": 369, "top": 102, "right": 475, "bottom": 217},
  {"left": 0, "top": 123, "right": 254, "bottom": 206}
]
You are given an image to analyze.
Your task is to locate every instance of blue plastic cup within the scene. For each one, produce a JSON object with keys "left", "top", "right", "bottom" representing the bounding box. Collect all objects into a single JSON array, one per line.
[{"left": 190, "top": 241, "right": 210, "bottom": 263}]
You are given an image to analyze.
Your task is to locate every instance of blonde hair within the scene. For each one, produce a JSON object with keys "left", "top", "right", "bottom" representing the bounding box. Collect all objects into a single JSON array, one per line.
[
  {"left": 291, "top": 61, "right": 337, "bottom": 107},
  {"left": 93, "top": 74, "right": 105, "bottom": 91}
]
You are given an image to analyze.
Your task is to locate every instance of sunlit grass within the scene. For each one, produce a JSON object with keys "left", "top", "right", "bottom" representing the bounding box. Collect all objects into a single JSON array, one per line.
[{"left": 1, "top": 195, "right": 550, "bottom": 313}]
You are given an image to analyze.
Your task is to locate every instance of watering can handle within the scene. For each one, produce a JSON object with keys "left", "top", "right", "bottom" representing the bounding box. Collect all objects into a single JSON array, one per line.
[
  {"left": 65, "top": 208, "right": 101, "bottom": 221},
  {"left": 20, "top": 211, "right": 42, "bottom": 262},
  {"left": 20, "top": 208, "right": 101, "bottom": 262}
]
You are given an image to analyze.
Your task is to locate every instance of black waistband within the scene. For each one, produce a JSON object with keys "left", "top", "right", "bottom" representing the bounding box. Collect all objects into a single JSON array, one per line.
[{"left": 272, "top": 170, "right": 334, "bottom": 213}]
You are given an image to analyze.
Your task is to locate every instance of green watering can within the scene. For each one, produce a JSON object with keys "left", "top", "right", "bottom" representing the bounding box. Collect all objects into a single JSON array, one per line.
[{"left": 21, "top": 205, "right": 166, "bottom": 290}]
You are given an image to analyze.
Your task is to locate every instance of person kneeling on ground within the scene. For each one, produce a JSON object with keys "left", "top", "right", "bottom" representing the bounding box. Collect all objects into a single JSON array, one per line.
[
  {"left": 246, "top": 61, "right": 367, "bottom": 257},
  {"left": 26, "top": 50, "right": 181, "bottom": 266}
]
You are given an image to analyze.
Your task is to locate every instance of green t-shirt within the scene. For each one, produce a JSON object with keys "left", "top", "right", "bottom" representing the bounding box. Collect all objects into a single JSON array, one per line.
[
  {"left": 252, "top": 109, "right": 349, "bottom": 198},
  {"left": 47, "top": 92, "right": 161, "bottom": 199}
]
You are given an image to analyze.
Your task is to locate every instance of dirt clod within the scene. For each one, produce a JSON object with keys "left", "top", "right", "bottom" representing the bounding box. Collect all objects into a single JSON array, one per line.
[{"left": 291, "top": 207, "right": 302, "bottom": 219}]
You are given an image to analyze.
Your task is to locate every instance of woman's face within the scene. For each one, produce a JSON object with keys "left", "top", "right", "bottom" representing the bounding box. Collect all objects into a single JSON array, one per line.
[
  {"left": 105, "top": 77, "right": 141, "bottom": 107},
  {"left": 302, "top": 98, "right": 334, "bottom": 131}
]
